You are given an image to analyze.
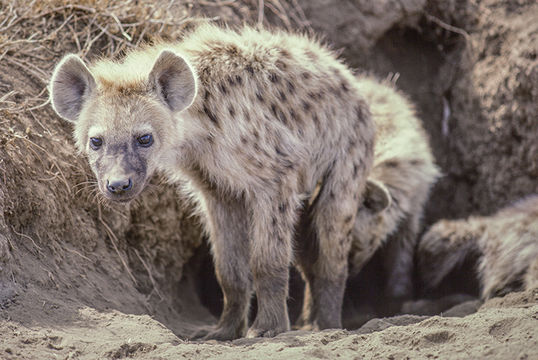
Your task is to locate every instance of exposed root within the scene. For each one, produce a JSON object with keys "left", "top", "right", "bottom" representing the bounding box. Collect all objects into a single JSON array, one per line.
[
  {"left": 425, "top": 13, "right": 471, "bottom": 42},
  {"left": 134, "top": 248, "right": 164, "bottom": 301},
  {"left": 11, "top": 227, "right": 42, "bottom": 252},
  {"left": 97, "top": 203, "right": 138, "bottom": 286}
]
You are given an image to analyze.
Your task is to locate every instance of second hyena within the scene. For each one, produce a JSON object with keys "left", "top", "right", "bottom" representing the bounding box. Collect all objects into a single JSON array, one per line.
[
  {"left": 49, "top": 24, "right": 375, "bottom": 339},
  {"left": 418, "top": 195, "right": 538, "bottom": 299},
  {"left": 347, "top": 76, "right": 440, "bottom": 302}
]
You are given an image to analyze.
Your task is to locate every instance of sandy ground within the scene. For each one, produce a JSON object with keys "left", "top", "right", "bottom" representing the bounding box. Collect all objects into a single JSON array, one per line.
[{"left": 1, "top": 287, "right": 537, "bottom": 359}]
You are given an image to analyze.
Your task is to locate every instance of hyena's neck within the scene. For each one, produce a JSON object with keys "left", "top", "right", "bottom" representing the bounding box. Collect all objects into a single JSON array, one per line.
[{"left": 155, "top": 107, "right": 218, "bottom": 184}]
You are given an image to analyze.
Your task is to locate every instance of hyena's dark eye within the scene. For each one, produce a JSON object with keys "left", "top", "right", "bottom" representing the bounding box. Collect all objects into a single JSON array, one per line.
[
  {"left": 90, "top": 137, "right": 103, "bottom": 150},
  {"left": 137, "top": 134, "right": 153, "bottom": 147}
]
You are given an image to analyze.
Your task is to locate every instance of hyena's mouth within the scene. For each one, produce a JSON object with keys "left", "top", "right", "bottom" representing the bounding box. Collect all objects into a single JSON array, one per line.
[
  {"left": 98, "top": 178, "right": 145, "bottom": 203},
  {"left": 105, "top": 193, "right": 138, "bottom": 203}
]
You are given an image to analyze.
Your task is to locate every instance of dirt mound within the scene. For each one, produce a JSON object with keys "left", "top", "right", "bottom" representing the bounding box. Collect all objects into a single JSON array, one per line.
[{"left": 0, "top": 0, "right": 537, "bottom": 358}]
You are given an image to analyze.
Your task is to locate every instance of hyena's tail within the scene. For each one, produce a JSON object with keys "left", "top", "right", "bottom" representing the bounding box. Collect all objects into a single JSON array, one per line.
[{"left": 417, "top": 218, "right": 482, "bottom": 290}]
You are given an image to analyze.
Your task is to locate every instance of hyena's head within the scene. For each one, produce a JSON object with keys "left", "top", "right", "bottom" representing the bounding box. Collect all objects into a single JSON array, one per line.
[
  {"left": 353, "top": 178, "right": 392, "bottom": 237},
  {"left": 49, "top": 50, "right": 197, "bottom": 202}
]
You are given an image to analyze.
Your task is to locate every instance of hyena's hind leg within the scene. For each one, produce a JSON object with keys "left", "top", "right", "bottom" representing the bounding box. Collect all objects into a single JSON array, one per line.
[
  {"left": 191, "top": 194, "right": 252, "bottom": 341},
  {"left": 382, "top": 212, "right": 420, "bottom": 301},
  {"left": 294, "top": 200, "right": 319, "bottom": 330},
  {"left": 297, "top": 156, "right": 367, "bottom": 330}
]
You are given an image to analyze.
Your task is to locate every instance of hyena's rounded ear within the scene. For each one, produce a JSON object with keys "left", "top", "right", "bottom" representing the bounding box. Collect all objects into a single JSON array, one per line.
[
  {"left": 363, "top": 179, "right": 391, "bottom": 213},
  {"left": 148, "top": 50, "right": 197, "bottom": 113},
  {"left": 49, "top": 54, "right": 96, "bottom": 123}
]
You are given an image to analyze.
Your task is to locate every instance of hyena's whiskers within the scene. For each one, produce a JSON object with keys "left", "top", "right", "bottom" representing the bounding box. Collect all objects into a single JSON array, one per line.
[{"left": 74, "top": 180, "right": 98, "bottom": 196}]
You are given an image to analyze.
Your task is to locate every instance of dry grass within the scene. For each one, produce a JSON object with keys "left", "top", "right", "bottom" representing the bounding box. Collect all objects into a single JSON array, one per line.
[
  {"left": 0, "top": 0, "right": 189, "bottom": 112},
  {"left": 0, "top": 0, "right": 308, "bottom": 114}
]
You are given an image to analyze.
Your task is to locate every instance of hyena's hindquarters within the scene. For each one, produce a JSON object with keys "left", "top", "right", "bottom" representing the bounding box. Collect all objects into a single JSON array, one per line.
[
  {"left": 297, "top": 153, "right": 368, "bottom": 330},
  {"left": 417, "top": 220, "right": 481, "bottom": 290},
  {"left": 192, "top": 194, "right": 252, "bottom": 341}
]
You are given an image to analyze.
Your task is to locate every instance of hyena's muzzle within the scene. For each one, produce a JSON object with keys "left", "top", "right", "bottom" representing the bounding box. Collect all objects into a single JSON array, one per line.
[{"left": 93, "top": 142, "right": 149, "bottom": 203}]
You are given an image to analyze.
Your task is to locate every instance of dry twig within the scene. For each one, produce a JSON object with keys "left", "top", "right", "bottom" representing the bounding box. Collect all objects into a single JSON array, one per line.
[
  {"left": 134, "top": 248, "right": 164, "bottom": 301},
  {"left": 97, "top": 203, "right": 138, "bottom": 286},
  {"left": 425, "top": 13, "right": 471, "bottom": 42}
]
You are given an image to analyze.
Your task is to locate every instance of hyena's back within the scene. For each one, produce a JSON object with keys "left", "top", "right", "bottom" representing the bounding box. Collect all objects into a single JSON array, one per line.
[
  {"left": 418, "top": 195, "right": 538, "bottom": 299},
  {"left": 90, "top": 24, "right": 374, "bottom": 195}
]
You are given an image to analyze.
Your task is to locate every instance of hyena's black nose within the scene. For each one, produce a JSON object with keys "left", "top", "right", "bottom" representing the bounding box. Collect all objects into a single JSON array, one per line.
[{"left": 106, "top": 178, "right": 133, "bottom": 194}]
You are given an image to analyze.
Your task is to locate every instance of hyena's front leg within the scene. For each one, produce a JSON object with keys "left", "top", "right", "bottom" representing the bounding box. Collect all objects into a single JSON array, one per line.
[
  {"left": 298, "top": 158, "right": 364, "bottom": 330},
  {"left": 245, "top": 191, "right": 299, "bottom": 338},
  {"left": 192, "top": 195, "right": 252, "bottom": 341}
]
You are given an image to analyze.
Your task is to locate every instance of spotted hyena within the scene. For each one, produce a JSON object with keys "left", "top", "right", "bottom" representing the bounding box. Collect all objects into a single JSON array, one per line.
[
  {"left": 49, "top": 23, "right": 375, "bottom": 339},
  {"left": 418, "top": 195, "right": 538, "bottom": 299},
  {"left": 347, "top": 76, "right": 440, "bottom": 303}
]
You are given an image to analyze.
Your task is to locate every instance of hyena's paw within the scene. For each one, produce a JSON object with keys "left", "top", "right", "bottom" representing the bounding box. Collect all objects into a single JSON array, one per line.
[
  {"left": 190, "top": 325, "right": 241, "bottom": 341},
  {"left": 246, "top": 320, "right": 290, "bottom": 338},
  {"left": 295, "top": 323, "right": 317, "bottom": 331},
  {"left": 246, "top": 327, "right": 281, "bottom": 338},
  {"left": 292, "top": 316, "right": 318, "bottom": 331}
]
